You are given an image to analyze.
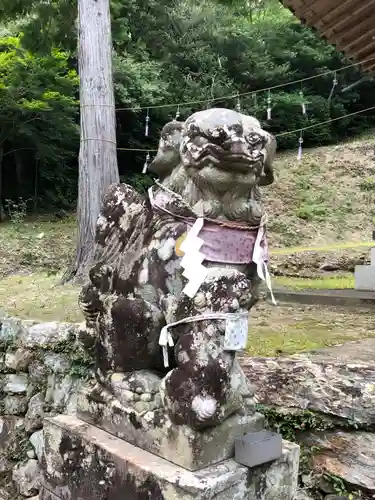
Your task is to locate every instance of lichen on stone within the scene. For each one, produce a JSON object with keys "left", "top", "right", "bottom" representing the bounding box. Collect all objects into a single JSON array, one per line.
[{"left": 78, "top": 108, "right": 276, "bottom": 431}]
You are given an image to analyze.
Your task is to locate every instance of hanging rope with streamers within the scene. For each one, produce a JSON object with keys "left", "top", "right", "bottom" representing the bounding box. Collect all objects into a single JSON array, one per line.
[
  {"left": 328, "top": 71, "right": 338, "bottom": 101},
  {"left": 267, "top": 90, "right": 272, "bottom": 120},
  {"left": 142, "top": 152, "right": 151, "bottom": 173},
  {"left": 235, "top": 94, "right": 241, "bottom": 112},
  {"left": 297, "top": 131, "right": 303, "bottom": 161},
  {"left": 145, "top": 108, "right": 150, "bottom": 137},
  {"left": 299, "top": 83, "right": 307, "bottom": 116},
  {"left": 108, "top": 56, "right": 375, "bottom": 113}
]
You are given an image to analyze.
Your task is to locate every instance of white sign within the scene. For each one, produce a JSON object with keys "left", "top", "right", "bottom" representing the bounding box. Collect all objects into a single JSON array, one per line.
[{"left": 224, "top": 314, "right": 248, "bottom": 351}]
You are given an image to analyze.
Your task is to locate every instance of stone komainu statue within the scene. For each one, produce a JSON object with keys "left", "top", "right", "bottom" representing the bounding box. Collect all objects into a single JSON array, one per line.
[{"left": 79, "top": 108, "right": 276, "bottom": 431}]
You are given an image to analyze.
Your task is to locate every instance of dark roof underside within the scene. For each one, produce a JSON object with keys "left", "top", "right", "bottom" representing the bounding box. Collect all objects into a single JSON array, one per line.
[{"left": 280, "top": 0, "right": 375, "bottom": 73}]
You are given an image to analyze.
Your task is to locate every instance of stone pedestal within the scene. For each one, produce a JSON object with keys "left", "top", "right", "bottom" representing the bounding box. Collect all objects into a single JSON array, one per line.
[
  {"left": 355, "top": 247, "right": 375, "bottom": 291},
  {"left": 40, "top": 415, "right": 300, "bottom": 500},
  {"left": 77, "top": 385, "right": 264, "bottom": 471}
]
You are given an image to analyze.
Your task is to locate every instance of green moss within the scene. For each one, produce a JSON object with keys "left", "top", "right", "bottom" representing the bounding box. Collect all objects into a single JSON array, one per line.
[
  {"left": 5, "top": 426, "right": 29, "bottom": 462},
  {"left": 258, "top": 405, "right": 370, "bottom": 498},
  {"left": 274, "top": 275, "right": 355, "bottom": 290},
  {"left": 257, "top": 405, "right": 334, "bottom": 442},
  {"left": 69, "top": 362, "right": 93, "bottom": 378},
  {"left": 359, "top": 177, "right": 375, "bottom": 192},
  {"left": 0, "top": 338, "right": 17, "bottom": 354},
  {"left": 36, "top": 333, "right": 94, "bottom": 378}
]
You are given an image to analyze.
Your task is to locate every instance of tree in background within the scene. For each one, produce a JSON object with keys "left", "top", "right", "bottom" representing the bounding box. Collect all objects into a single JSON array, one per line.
[
  {"left": 0, "top": 0, "right": 374, "bottom": 221},
  {"left": 0, "top": 35, "right": 78, "bottom": 219},
  {"left": 1, "top": 0, "right": 120, "bottom": 281},
  {"left": 68, "top": 0, "right": 119, "bottom": 282}
]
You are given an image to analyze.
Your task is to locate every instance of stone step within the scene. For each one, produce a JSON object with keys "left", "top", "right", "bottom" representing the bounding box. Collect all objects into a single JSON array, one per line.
[{"left": 40, "top": 415, "right": 300, "bottom": 500}]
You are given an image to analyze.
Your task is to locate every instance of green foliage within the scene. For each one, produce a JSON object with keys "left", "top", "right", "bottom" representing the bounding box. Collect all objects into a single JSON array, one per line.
[
  {"left": 123, "top": 173, "right": 154, "bottom": 194},
  {"left": 262, "top": 93, "right": 332, "bottom": 148},
  {"left": 359, "top": 177, "right": 375, "bottom": 192},
  {"left": 323, "top": 474, "right": 350, "bottom": 496},
  {"left": 295, "top": 203, "right": 328, "bottom": 221},
  {"left": 0, "top": 34, "right": 79, "bottom": 210},
  {"left": 45, "top": 334, "right": 94, "bottom": 378},
  {"left": 4, "top": 197, "right": 29, "bottom": 226},
  {"left": 113, "top": 53, "right": 170, "bottom": 107},
  {"left": 322, "top": 473, "right": 364, "bottom": 498},
  {"left": 257, "top": 405, "right": 334, "bottom": 441},
  {"left": 1, "top": 0, "right": 375, "bottom": 211}
]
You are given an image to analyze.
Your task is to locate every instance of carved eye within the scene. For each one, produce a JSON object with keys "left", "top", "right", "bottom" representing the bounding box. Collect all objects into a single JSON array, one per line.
[
  {"left": 245, "top": 132, "right": 264, "bottom": 149},
  {"left": 186, "top": 123, "right": 201, "bottom": 138}
]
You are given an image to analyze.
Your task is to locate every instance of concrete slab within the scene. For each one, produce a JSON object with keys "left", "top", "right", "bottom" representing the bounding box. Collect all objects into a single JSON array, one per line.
[
  {"left": 355, "top": 264, "right": 375, "bottom": 291},
  {"left": 269, "top": 287, "right": 375, "bottom": 308},
  {"left": 371, "top": 248, "right": 375, "bottom": 265}
]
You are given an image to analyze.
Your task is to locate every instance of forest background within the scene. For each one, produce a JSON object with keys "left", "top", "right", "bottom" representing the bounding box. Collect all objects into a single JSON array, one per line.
[{"left": 0, "top": 0, "right": 373, "bottom": 216}]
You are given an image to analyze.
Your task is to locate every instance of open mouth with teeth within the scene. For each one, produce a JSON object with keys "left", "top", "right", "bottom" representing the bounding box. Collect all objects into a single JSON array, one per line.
[
  {"left": 182, "top": 137, "right": 264, "bottom": 173},
  {"left": 148, "top": 108, "right": 275, "bottom": 182}
]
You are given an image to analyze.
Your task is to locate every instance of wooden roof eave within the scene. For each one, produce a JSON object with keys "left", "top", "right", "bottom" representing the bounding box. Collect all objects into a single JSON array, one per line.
[{"left": 279, "top": 0, "right": 375, "bottom": 74}]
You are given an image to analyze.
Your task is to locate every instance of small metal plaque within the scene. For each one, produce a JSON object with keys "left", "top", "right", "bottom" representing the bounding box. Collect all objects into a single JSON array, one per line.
[{"left": 234, "top": 431, "right": 283, "bottom": 468}]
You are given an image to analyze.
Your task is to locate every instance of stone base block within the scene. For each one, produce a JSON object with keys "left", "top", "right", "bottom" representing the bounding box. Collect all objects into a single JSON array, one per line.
[
  {"left": 355, "top": 264, "right": 375, "bottom": 291},
  {"left": 40, "top": 415, "right": 300, "bottom": 500},
  {"left": 77, "top": 386, "right": 264, "bottom": 471},
  {"left": 371, "top": 248, "right": 375, "bottom": 266}
]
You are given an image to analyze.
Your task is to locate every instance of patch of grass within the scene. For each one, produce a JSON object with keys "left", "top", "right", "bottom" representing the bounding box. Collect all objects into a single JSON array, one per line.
[
  {"left": 274, "top": 275, "right": 354, "bottom": 290},
  {"left": 248, "top": 302, "right": 375, "bottom": 357},
  {"left": 265, "top": 137, "right": 375, "bottom": 252},
  {"left": 359, "top": 177, "right": 375, "bottom": 192},
  {"left": 247, "top": 321, "right": 355, "bottom": 357},
  {"left": 1, "top": 272, "right": 374, "bottom": 361},
  {"left": 0, "top": 215, "right": 75, "bottom": 278},
  {"left": 294, "top": 203, "right": 328, "bottom": 221},
  {"left": 0, "top": 273, "right": 81, "bottom": 322}
]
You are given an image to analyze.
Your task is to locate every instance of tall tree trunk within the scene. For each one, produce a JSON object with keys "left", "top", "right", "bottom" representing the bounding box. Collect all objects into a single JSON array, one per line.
[
  {"left": 0, "top": 148, "right": 4, "bottom": 222},
  {"left": 33, "top": 158, "right": 39, "bottom": 214},
  {"left": 68, "top": 0, "right": 119, "bottom": 283},
  {"left": 14, "top": 150, "right": 23, "bottom": 197}
]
